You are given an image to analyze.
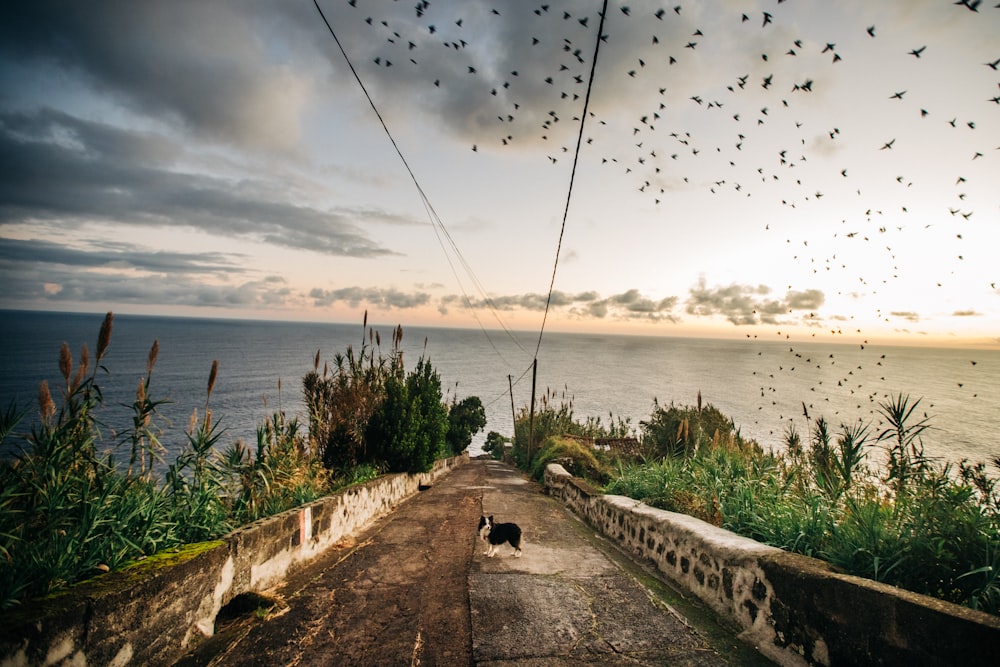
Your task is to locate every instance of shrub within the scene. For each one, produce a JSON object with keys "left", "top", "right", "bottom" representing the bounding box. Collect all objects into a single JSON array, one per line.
[
  {"left": 530, "top": 434, "right": 609, "bottom": 483},
  {"left": 366, "top": 356, "right": 448, "bottom": 474},
  {"left": 0, "top": 313, "right": 453, "bottom": 609},
  {"left": 639, "top": 394, "right": 738, "bottom": 459},
  {"left": 446, "top": 396, "right": 486, "bottom": 455},
  {"left": 483, "top": 431, "right": 507, "bottom": 460},
  {"left": 511, "top": 387, "right": 631, "bottom": 469},
  {"left": 607, "top": 393, "right": 1000, "bottom": 615},
  {"left": 304, "top": 317, "right": 472, "bottom": 475}
]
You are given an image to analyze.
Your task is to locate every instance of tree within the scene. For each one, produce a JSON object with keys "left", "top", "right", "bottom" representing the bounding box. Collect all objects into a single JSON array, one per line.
[
  {"left": 446, "top": 396, "right": 486, "bottom": 455},
  {"left": 366, "top": 356, "right": 448, "bottom": 474},
  {"left": 483, "top": 431, "right": 507, "bottom": 459}
]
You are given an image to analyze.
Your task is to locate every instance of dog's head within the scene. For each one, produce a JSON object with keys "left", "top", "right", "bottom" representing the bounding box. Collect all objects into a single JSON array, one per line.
[{"left": 477, "top": 515, "right": 494, "bottom": 541}]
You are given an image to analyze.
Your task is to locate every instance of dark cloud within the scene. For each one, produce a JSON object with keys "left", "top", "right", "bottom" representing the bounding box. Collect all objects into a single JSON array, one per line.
[
  {"left": 951, "top": 310, "right": 980, "bottom": 317},
  {"left": 0, "top": 257, "right": 292, "bottom": 311},
  {"left": 0, "top": 109, "right": 401, "bottom": 258},
  {"left": 891, "top": 311, "right": 921, "bottom": 323},
  {"left": 439, "top": 288, "right": 678, "bottom": 322},
  {"left": 0, "top": 237, "right": 240, "bottom": 274},
  {"left": 306, "top": 0, "right": 703, "bottom": 147},
  {"left": 686, "top": 278, "right": 825, "bottom": 326},
  {"left": 0, "top": 236, "right": 300, "bottom": 311},
  {"left": 0, "top": 1, "right": 310, "bottom": 152},
  {"left": 309, "top": 286, "right": 432, "bottom": 310}
]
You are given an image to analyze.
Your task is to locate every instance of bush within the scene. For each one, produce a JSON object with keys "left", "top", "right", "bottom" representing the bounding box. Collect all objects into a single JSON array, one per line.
[
  {"left": 0, "top": 312, "right": 459, "bottom": 609},
  {"left": 608, "top": 393, "right": 1000, "bottom": 615},
  {"left": 446, "top": 396, "right": 486, "bottom": 455},
  {"left": 366, "top": 356, "right": 448, "bottom": 474},
  {"left": 483, "top": 431, "right": 507, "bottom": 460},
  {"left": 529, "top": 435, "right": 610, "bottom": 484},
  {"left": 510, "top": 387, "right": 631, "bottom": 470},
  {"left": 639, "top": 393, "right": 738, "bottom": 459},
  {"left": 305, "top": 318, "right": 476, "bottom": 475}
]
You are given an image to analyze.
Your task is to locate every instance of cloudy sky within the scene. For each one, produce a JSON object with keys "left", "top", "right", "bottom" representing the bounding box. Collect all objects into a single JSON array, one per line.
[{"left": 1, "top": 0, "right": 998, "bottom": 348}]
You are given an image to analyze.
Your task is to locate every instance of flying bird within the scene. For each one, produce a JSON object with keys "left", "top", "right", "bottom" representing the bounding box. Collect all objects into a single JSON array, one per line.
[{"left": 954, "top": 0, "right": 982, "bottom": 11}]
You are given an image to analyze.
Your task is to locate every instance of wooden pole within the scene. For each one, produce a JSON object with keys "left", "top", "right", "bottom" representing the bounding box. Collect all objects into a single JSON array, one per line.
[
  {"left": 528, "top": 358, "right": 537, "bottom": 465},
  {"left": 508, "top": 374, "right": 516, "bottom": 443}
]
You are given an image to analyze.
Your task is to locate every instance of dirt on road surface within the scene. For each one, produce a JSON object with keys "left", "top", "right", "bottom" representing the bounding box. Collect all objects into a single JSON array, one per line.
[{"left": 176, "top": 458, "right": 771, "bottom": 666}]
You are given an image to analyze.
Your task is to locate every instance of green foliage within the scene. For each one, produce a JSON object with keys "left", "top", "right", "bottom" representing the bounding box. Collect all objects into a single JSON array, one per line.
[
  {"left": 446, "top": 396, "right": 486, "bottom": 456},
  {"left": 305, "top": 318, "right": 472, "bottom": 475},
  {"left": 530, "top": 435, "right": 609, "bottom": 483},
  {"left": 483, "top": 431, "right": 507, "bottom": 460},
  {"left": 1, "top": 313, "right": 424, "bottom": 610},
  {"left": 218, "top": 411, "right": 331, "bottom": 525},
  {"left": 366, "top": 356, "right": 448, "bottom": 474},
  {"left": 639, "top": 395, "right": 739, "bottom": 459},
  {"left": 302, "top": 323, "right": 398, "bottom": 471},
  {"left": 607, "top": 393, "right": 1000, "bottom": 615},
  {"left": 510, "top": 387, "right": 631, "bottom": 469},
  {"left": 0, "top": 314, "right": 186, "bottom": 608}
]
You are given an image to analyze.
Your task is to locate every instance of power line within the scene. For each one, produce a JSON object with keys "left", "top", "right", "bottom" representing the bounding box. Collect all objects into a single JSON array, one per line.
[
  {"left": 313, "top": 0, "right": 528, "bottom": 369},
  {"left": 534, "top": 0, "right": 609, "bottom": 361}
]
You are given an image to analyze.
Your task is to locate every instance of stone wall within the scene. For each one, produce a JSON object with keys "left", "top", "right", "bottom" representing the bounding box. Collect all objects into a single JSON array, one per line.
[
  {"left": 0, "top": 455, "right": 468, "bottom": 667},
  {"left": 544, "top": 463, "right": 1000, "bottom": 667}
]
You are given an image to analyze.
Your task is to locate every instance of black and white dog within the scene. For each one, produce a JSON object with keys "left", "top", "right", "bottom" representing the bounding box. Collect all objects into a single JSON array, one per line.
[{"left": 478, "top": 515, "right": 523, "bottom": 558}]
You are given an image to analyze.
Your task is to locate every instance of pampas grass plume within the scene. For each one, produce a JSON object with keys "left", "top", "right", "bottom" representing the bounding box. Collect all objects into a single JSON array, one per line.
[
  {"left": 147, "top": 339, "right": 159, "bottom": 376},
  {"left": 207, "top": 359, "right": 219, "bottom": 401},
  {"left": 59, "top": 342, "right": 72, "bottom": 387},
  {"left": 38, "top": 380, "right": 55, "bottom": 423},
  {"left": 96, "top": 312, "right": 113, "bottom": 362}
]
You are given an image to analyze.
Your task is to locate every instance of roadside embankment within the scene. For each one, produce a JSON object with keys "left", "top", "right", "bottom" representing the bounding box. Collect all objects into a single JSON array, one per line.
[
  {"left": 0, "top": 454, "right": 468, "bottom": 667},
  {"left": 544, "top": 462, "right": 1000, "bottom": 667}
]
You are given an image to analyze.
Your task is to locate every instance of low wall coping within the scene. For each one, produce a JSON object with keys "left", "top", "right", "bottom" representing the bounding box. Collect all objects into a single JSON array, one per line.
[{"left": 544, "top": 462, "right": 1000, "bottom": 667}]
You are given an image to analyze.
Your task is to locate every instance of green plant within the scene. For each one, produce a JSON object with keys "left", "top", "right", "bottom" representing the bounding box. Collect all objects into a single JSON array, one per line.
[
  {"left": 302, "top": 319, "right": 391, "bottom": 472},
  {"left": 446, "top": 395, "right": 486, "bottom": 456},
  {"left": 219, "top": 411, "right": 330, "bottom": 524},
  {"left": 529, "top": 434, "right": 609, "bottom": 483},
  {"left": 0, "top": 313, "right": 353, "bottom": 609},
  {"left": 483, "top": 431, "right": 507, "bottom": 460},
  {"left": 510, "top": 387, "right": 627, "bottom": 469},
  {"left": 639, "top": 396, "right": 738, "bottom": 459},
  {"left": 304, "top": 315, "right": 465, "bottom": 475},
  {"left": 877, "top": 393, "right": 931, "bottom": 498},
  {"left": 606, "top": 392, "right": 1000, "bottom": 615}
]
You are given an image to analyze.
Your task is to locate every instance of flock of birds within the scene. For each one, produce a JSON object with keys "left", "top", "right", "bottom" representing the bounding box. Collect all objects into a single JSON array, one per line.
[{"left": 324, "top": 1, "right": 995, "bottom": 441}]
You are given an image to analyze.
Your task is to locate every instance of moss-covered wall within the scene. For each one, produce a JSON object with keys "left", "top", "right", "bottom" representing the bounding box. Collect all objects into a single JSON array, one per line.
[{"left": 0, "top": 454, "right": 468, "bottom": 667}]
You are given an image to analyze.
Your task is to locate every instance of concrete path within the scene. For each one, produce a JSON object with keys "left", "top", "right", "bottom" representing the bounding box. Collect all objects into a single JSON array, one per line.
[{"left": 177, "top": 458, "right": 771, "bottom": 666}]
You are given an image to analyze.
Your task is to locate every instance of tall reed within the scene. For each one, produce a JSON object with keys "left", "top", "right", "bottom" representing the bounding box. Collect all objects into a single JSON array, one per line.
[{"left": 0, "top": 314, "right": 334, "bottom": 609}]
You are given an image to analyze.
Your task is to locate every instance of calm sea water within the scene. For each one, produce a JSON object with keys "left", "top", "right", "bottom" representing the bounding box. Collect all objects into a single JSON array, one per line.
[{"left": 0, "top": 311, "right": 996, "bottom": 469}]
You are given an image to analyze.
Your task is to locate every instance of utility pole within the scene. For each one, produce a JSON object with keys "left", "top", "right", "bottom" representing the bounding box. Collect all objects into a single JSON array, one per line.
[
  {"left": 528, "top": 358, "right": 537, "bottom": 465},
  {"left": 508, "top": 374, "right": 516, "bottom": 446}
]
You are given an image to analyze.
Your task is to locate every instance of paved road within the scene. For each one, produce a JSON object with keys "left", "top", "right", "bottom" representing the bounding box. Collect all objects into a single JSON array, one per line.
[{"left": 177, "top": 458, "right": 771, "bottom": 666}]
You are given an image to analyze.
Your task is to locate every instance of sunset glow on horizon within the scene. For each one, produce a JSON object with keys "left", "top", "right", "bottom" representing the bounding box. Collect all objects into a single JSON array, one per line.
[{"left": 1, "top": 1, "right": 997, "bottom": 349}]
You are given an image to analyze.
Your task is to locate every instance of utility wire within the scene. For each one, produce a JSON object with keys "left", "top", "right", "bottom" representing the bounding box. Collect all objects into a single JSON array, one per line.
[
  {"left": 534, "top": 0, "right": 609, "bottom": 361},
  {"left": 313, "top": 0, "right": 528, "bottom": 368}
]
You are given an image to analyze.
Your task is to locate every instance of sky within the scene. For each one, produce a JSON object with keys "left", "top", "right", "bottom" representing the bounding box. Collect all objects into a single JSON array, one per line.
[{"left": 1, "top": 0, "right": 998, "bottom": 349}]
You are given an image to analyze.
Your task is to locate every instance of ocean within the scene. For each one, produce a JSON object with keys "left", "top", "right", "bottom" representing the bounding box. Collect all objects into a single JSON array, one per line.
[{"left": 0, "top": 311, "right": 996, "bottom": 469}]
